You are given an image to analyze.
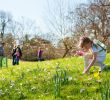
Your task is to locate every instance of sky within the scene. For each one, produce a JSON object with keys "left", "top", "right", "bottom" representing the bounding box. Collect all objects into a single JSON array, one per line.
[{"left": 0, "top": 0, "right": 87, "bottom": 33}]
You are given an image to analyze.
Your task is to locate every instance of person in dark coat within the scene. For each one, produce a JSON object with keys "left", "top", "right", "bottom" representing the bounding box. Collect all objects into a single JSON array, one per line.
[
  {"left": 17, "top": 45, "right": 22, "bottom": 58},
  {"left": 37, "top": 47, "right": 43, "bottom": 61},
  {"left": 12, "top": 45, "right": 22, "bottom": 65},
  {"left": 0, "top": 42, "right": 5, "bottom": 56},
  {"left": 14, "top": 48, "right": 20, "bottom": 65},
  {"left": 12, "top": 45, "right": 16, "bottom": 65}
]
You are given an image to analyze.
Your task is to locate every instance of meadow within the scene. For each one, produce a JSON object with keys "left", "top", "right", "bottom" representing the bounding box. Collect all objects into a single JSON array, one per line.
[{"left": 0, "top": 54, "right": 110, "bottom": 100}]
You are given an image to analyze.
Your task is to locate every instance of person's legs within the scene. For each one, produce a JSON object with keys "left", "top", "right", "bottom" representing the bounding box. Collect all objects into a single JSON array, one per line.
[
  {"left": 84, "top": 53, "right": 106, "bottom": 71},
  {"left": 15, "top": 56, "right": 19, "bottom": 65},
  {"left": 84, "top": 53, "right": 92, "bottom": 69},
  {"left": 12, "top": 55, "right": 16, "bottom": 65},
  {"left": 94, "top": 62, "right": 106, "bottom": 71},
  {"left": 17, "top": 58, "right": 19, "bottom": 65},
  {"left": 12, "top": 56, "right": 14, "bottom": 65},
  {"left": 38, "top": 57, "right": 41, "bottom": 61}
]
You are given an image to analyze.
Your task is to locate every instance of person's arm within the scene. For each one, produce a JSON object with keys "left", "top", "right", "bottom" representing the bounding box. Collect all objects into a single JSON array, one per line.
[{"left": 83, "top": 52, "right": 97, "bottom": 74}]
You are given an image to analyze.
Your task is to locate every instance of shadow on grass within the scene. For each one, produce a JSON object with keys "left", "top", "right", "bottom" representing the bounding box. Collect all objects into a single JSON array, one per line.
[{"left": 103, "top": 65, "right": 110, "bottom": 72}]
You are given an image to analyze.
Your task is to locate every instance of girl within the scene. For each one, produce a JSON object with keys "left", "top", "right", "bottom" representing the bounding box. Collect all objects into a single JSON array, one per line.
[{"left": 79, "top": 37, "right": 106, "bottom": 74}]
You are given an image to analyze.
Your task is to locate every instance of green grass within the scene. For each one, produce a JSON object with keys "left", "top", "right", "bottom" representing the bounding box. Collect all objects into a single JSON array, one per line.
[{"left": 0, "top": 54, "right": 110, "bottom": 100}]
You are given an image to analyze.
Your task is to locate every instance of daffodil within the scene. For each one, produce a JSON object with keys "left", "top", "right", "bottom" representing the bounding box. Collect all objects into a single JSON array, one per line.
[
  {"left": 94, "top": 72, "right": 99, "bottom": 77},
  {"left": 93, "top": 72, "right": 101, "bottom": 80}
]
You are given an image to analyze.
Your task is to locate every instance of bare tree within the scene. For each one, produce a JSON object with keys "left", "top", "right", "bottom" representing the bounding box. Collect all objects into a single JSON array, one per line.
[
  {"left": 58, "top": 36, "right": 78, "bottom": 57},
  {"left": 45, "top": 0, "right": 75, "bottom": 57},
  {"left": 67, "top": 0, "right": 110, "bottom": 51},
  {"left": 10, "top": 17, "right": 38, "bottom": 45},
  {"left": 0, "top": 10, "right": 12, "bottom": 41}
]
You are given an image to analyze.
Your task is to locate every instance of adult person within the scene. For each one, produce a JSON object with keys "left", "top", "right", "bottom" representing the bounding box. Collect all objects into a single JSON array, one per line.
[
  {"left": 17, "top": 45, "right": 22, "bottom": 59},
  {"left": 14, "top": 48, "right": 20, "bottom": 65},
  {"left": 37, "top": 47, "right": 43, "bottom": 61},
  {"left": 0, "top": 42, "right": 5, "bottom": 56},
  {"left": 12, "top": 45, "right": 17, "bottom": 65}
]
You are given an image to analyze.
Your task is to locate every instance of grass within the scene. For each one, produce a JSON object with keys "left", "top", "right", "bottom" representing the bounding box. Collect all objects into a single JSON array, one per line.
[{"left": 0, "top": 54, "right": 110, "bottom": 100}]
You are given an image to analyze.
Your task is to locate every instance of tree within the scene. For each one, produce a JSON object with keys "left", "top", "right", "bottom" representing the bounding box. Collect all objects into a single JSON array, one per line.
[
  {"left": 45, "top": 0, "right": 75, "bottom": 57},
  {"left": 67, "top": 0, "right": 110, "bottom": 51},
  {"left": 0, "top": 10, "right": 12, "bottom": 41},
  {"left": 22, "top": 37, "right": 55, "bottom": 61},
  {"left": 3, "top": 33, "right": 15, "bottom": 57},
  {"left": 57, "top": 36, "right": 78, "bottom": 57},
  {"left": 10, "top": 17, "right": 38, "bottom": 46}
]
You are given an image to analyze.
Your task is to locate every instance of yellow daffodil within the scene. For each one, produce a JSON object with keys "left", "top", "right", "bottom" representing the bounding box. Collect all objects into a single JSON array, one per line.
[{"left": 93, "top": 72, "right": 101, "bottom": 80}]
